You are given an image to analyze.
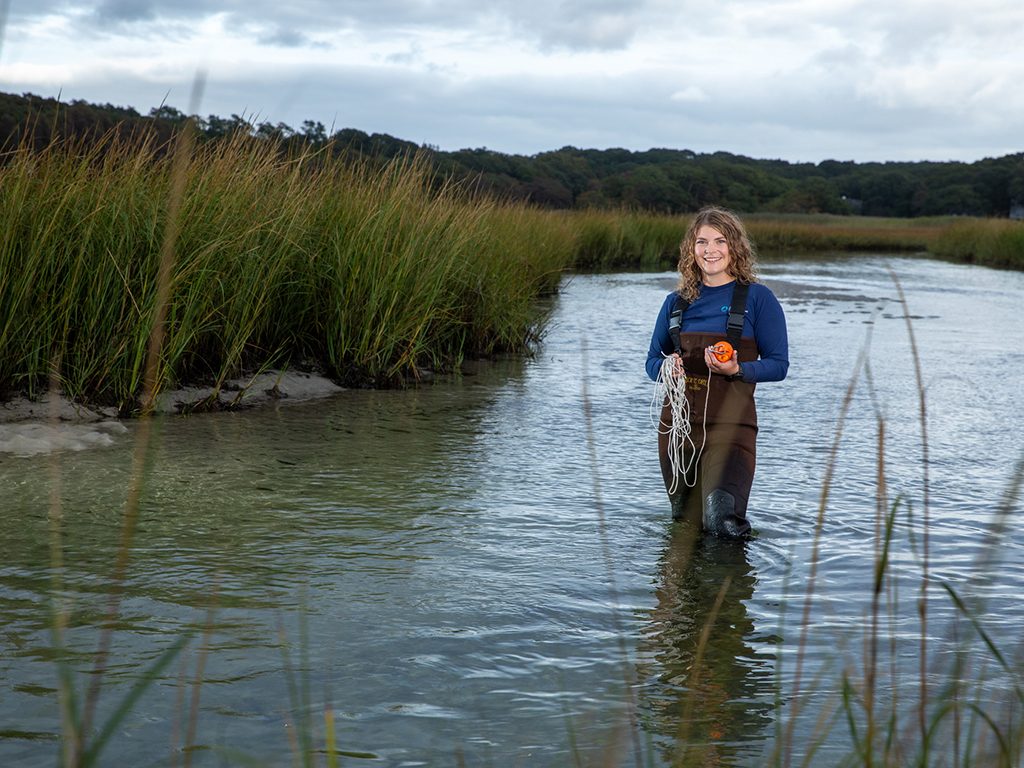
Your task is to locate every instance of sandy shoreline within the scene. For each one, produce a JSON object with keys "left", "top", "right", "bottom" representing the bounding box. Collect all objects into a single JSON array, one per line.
[{"left": 0, "top": 370, "right": 345, "bottom": 425}]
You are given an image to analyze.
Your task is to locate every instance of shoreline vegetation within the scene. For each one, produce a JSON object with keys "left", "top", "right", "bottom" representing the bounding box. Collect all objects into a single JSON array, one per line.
[
  {"left": 1, "top": 132, "right": 1022, "bottom": 418},
  {"left": 0, "top": 132, "right": 573, "bottom": 414}
]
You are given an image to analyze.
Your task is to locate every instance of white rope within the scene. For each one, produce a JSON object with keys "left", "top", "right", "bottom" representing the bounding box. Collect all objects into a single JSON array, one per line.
[{"left": 651, "top": 354, "right": 710, "bottom": 495}]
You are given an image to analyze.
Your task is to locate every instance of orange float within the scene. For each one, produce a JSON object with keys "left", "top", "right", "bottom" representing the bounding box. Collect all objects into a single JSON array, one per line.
[{"left": 709, "top": 341, "right": 733, "bottom": 362}]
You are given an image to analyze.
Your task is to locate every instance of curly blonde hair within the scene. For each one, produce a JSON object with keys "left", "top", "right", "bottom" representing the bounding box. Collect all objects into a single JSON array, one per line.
[{"left": 677, "top": 206, "right": 759, "bottom": 301}]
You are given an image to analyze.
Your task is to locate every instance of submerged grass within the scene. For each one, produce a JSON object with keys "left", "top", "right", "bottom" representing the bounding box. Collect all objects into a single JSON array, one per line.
[{"left": 0, "top": 132, "right": 575, "bottom": 410}]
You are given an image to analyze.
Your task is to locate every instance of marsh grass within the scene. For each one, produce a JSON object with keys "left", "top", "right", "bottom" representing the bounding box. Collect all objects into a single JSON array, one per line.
[
  {"left": 42, "top": 117, "right": 199, "bottom": 768},
  {"left": 22, "top": 123, "right": 576, "bottom": 767},
  {"left": 803, "top": 466, "right": 1024, "bottom": 768},
  {"left": 562, "top": 211, "right": 1018, "bottom": 273},
  {"left": 927, "top": 218, "right": 1024, "bottom": 270},
  {"left": 559, "top": 210, "right": 966, "bottom": 272},
  {"left": 0, "top": 131, "right": 574, "bottom": 410},
  {"left": 744, "top": 214, "right": 951, "bottom": 254},
  {"left": 3, "top": 136, "right": 1016, "bottom": 416},
  {"left": 569, "top": 209, "right": 690, "bottom": 270}
]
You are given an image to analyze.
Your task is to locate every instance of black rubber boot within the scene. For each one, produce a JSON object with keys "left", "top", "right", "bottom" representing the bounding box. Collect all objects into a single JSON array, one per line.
[{"left": 703, "top": 489, "right": 748, "bottom": 538}]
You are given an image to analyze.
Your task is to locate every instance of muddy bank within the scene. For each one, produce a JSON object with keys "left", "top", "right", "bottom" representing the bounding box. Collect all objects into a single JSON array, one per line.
[{"left": 0, "top": 370, "right": 345, "bottom": 426}]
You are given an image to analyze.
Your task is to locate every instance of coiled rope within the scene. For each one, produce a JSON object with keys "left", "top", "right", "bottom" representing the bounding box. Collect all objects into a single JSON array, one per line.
[{"left": 651, "top": 354, "right": 710, "bottom": 495}]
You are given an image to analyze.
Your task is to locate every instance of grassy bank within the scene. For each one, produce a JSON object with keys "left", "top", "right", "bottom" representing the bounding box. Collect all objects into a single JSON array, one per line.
[
  {"left": 0, "top": 133, "right": 576, "bottom": 410},
  {"left": 563, "top": 210, "right": 963, "bottom": 271},
  {"left": 745, "top": 213, "right": 1024, "bottom": 269},
  {"left": 3, "top": 133, "right": 1020, "bottom": 413},
  {"left": 569, "top": 208, "right": 690, "bottom": 270},
  {"left": 745, "top": 213, "right": 955, "bottom": 253},
  {"left": 927, "top": 217, "right": 1024, "bottom": 269}
]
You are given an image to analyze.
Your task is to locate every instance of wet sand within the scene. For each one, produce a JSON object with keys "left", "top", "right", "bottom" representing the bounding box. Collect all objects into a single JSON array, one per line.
[{"left": 0, "top": 370, "right": 345, "bottom": 425}]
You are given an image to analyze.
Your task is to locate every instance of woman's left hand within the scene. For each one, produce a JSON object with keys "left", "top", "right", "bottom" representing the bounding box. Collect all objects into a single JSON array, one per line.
[{"left": 705, "top": 346, "right": 740, "bottom": 377}]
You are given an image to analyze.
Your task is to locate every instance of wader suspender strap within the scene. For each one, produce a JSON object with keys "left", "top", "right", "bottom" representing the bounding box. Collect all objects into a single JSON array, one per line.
[
  {"left": 668, "top": 297, "right": 690, "bottom": 355},
  {"left": 669, "top": 281, "right": 750, "bottom": 355},
  {"left": 726, "top": 281, "right": 749, "bottom": 349}
]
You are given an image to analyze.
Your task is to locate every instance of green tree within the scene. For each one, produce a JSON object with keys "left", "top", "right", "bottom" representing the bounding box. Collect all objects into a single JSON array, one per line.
[
  {"left": 862, "top": 171, "right": 914, "bottom": 217},
  {"left": 767, "top": 177, "right": 849, "bottom": 214}
]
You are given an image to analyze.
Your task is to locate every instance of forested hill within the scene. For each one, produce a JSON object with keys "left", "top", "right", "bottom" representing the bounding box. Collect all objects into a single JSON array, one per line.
[{"left": 3, "top": 90, "right": 1023, "bottom": 219}]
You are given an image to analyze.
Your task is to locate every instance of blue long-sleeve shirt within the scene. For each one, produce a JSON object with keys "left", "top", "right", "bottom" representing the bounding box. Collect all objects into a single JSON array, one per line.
[{"left": 646, "top": 281, "right": 789, "bottom": 383}]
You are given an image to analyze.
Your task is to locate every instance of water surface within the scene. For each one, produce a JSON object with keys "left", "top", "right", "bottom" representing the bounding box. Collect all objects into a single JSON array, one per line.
[{"left": 2, "top": 255, "right": 1023, "bottom": 766}]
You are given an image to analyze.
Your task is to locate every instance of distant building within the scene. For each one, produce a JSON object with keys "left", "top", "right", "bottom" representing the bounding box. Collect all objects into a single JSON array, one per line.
[{"left": 1011, "top": 201, "right": 1024, "bottom": 221}]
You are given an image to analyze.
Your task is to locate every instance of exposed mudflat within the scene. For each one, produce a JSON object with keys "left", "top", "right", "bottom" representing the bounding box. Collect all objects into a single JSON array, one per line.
[{"left": 0, "top": 370, "right": 345, "bottom": 425}]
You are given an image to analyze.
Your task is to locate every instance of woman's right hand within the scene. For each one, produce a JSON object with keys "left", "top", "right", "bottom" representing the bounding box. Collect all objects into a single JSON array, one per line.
[{"left": 664, "top": 353, "right": 683, "bottom": 378}]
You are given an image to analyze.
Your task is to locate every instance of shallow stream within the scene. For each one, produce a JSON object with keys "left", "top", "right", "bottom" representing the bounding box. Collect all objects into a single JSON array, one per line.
[{"left": 2, "top": 255, "right": 1023, "bottom": 766}]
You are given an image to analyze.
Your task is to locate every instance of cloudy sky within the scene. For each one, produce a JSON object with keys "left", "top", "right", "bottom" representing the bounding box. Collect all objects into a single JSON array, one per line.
[{"left": 2, "top": 0, "right": 1022, "bottom": 163}]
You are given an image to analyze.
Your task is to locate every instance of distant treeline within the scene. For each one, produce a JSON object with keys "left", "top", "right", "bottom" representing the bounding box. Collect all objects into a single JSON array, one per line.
[{"left": 3, "top": 90, "right": 1023, "bottom": 219}]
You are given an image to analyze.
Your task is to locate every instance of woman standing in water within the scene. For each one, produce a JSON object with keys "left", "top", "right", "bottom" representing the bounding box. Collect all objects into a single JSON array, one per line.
[{"left": 646, "top": 207, "right": 789, "bottom": 537}]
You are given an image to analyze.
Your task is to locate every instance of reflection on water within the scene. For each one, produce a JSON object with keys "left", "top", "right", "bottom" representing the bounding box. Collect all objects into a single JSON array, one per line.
[
  {"left": 1, "top": 256, "right": 1023, "bottom": 766},
  {"left": 637, "top": 525, "right": 775, "bottom": 766}
]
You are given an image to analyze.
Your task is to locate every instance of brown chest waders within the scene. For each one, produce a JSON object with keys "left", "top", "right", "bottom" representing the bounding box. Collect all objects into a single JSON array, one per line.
[{"left": 659, "top": 282, "right": 757, "bottom": 537}]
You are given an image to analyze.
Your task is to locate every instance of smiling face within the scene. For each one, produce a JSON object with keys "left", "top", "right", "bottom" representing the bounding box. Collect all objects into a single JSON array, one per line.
[
  {"left": 676, "top": 207, "right": 757, "bottom": 301},
  {"left": 694, "top": 225, "right": 733, "bottom": 286}
]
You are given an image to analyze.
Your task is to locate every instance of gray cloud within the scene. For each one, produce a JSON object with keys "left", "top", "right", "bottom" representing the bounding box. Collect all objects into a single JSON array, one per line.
[
  {"left": 4, "top": 0, "right": 1022, "bottom": 162},
  {"left": 93, "top": 0, "right": 157, "bottom": 24},
  {"left": 14, "top": 0, "right": 662, "bottom": 51},
  {"left": 511, "top": 0, "right": 651, "bottom": 51},
  {"left": 255, "top": 26, "right": 326, "bottom": 49},
  {"left": 811, "top": 44, "right": 869, "bottom": 72}
]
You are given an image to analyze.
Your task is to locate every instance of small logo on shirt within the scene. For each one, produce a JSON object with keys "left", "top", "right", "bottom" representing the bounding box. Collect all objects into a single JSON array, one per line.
[{"left": 721, "top": 305, "right": 729, "bottom": 313}]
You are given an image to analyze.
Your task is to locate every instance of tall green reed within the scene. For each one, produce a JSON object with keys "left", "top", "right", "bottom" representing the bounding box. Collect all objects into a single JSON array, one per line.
[
  {"left": 743, "top": 214, "right": 954, "bottom": 254},
  {"left": 0, "top": 132, "right": 576, "bottom": 410},
  {"left": 569, "top": 209, "right": 689, "bottom": 270}
]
